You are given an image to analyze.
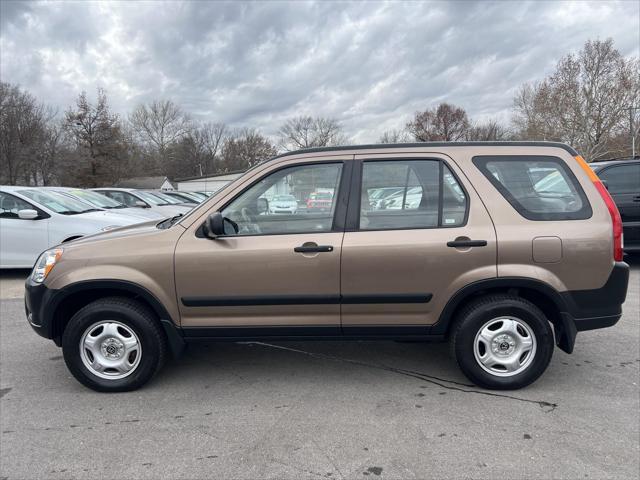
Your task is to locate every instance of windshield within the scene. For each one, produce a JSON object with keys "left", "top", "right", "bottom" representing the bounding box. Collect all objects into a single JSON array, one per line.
[
  {"left": 19, "top": 189, "right": 98, "bottom": 215},
  {"left": 67, "top": 189, "right": 125, "bottom": 209},
  {"left": 153, "top": 192, "right": 183, "bottom": 204},
  {"left": 136, "top": 191, "right": 169, "bottom": 205}
]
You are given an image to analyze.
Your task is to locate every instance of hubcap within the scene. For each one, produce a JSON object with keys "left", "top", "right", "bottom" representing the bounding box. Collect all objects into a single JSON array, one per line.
[
  {"left": 473, "top": 317, "right": 536, "bottom": 377},
  {"left": 80, "top": 321, "right": 142, "bottom": 380}
]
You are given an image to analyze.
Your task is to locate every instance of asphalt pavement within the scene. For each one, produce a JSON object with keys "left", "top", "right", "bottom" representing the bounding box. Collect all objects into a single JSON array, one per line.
[{"left": 0, "top": 258, "right": 638, "bottom": 479}]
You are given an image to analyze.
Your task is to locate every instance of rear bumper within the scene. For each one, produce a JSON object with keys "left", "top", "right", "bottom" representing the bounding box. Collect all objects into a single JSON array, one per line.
[{"left": 554, "top": 262, "right": 629, "bottom": 353}]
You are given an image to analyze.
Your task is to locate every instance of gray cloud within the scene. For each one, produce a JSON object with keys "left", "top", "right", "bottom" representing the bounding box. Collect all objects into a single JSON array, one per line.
[{"left": 1, "top": 0, "right": 638, "bottom": 142}]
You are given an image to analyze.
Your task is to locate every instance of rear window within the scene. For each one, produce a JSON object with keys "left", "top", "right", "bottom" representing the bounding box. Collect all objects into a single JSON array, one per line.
[{"left": 473, "top": 156, "right": 592, "bottom": 221}]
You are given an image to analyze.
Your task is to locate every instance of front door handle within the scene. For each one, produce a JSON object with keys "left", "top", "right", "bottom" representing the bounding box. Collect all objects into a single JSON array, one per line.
[
  {"left": 294, "top": 244, "right": 334, "bottom": 253},
  {"left": 447, "top": 239, "right": 488, "bottom": 248}
]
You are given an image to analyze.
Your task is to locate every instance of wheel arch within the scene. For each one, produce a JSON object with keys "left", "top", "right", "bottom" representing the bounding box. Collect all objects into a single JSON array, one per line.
[{"left": 433, "top": 278, "right": 569, "bottom": 346}]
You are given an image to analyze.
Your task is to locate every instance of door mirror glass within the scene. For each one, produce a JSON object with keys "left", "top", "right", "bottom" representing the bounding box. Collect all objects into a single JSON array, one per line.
[
  {"left": 17, "top": 209, "right": 39, "bottom": 220},
  {"left": 256, "top": 197, "right": 269, "bottom": 215},
  {"left": 134, "top": 200, "right": 148, "bottom": 208}
]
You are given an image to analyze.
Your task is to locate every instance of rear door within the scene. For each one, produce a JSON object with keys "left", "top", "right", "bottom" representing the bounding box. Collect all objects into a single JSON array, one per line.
[
  {"left": 340, "top": 153, "right": 497, "bottom": 332},
  {"left": 597, "top": 163, "right": 640, "bottom": 248}
]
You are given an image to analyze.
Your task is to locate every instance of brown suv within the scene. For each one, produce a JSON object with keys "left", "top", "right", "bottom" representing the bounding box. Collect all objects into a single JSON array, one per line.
[{"left": 25, "top": 142, "right": 629, "bottom": 392}]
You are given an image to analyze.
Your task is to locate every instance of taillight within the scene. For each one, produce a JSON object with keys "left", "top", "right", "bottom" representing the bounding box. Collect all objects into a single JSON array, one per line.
[{"left": 574, "top": 155, "right": 624, "bottom": 261}]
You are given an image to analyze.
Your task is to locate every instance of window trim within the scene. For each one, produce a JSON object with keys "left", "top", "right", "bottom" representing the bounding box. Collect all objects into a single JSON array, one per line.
[
  {"left": 0, "top": 191, "right": 49, "bottom": 220},
  {"left": 473, "top": 155, "right": 592, "bottom": 221},
  {"left": 595, "top": 163, "right": 640, "bottom": 195},
  {"left": 345, "top": 157, "right": 470, "bottom": 232},
  {"left": 197, "top": 160, "right": 353, "bottom": 238}
]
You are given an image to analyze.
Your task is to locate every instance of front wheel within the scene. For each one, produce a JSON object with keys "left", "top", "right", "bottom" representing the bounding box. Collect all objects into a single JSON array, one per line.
[
  {"left": 62, "top": 297, "right": 167, "bottom": 392},
  {"left": 451, "top": 295, "right": 554, "bottom": 390}
]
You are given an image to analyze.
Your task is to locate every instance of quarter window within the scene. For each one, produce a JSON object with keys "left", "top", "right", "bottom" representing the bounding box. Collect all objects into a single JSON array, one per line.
[
  {"left": 359, "top": 160, "right": 467, "bottom": 230},
  {"left": 473, "top": 156, "right": 592, "bottom": 221},
  {"left": 221, "top": 163, "right": 343, "bottom": 236}
]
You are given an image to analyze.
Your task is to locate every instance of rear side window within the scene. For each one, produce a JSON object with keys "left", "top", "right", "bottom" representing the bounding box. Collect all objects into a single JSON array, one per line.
[
  {"left": 359, "top": 160, "right": 467, "bottom": 230},
  {"left": 597, "top": 164, "right": 640, "bottom": 194},
  {"left": 473, "top": 156, "right": 592, "bottom": 221}
]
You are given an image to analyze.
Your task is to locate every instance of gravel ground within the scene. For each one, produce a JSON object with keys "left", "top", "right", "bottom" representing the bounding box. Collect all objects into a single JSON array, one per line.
[{"left": 0, "top": 258, "right": 638, "bottom": 479}]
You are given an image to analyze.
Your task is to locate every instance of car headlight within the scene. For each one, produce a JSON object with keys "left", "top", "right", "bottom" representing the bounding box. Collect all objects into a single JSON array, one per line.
[
  {"left": 31, "top": 248, "right": 63, "bottom": 284},
  {"left": 100, "top": 225, "right": 119, "bottom": 232}
]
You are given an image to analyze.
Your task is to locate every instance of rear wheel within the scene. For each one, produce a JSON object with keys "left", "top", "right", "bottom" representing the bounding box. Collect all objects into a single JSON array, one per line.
[
  {"left": 451, "top": 295, "right": 554, "bottom": 390},
  {"left": 62, "top": 297, "right": 166, "bottom": 392}
]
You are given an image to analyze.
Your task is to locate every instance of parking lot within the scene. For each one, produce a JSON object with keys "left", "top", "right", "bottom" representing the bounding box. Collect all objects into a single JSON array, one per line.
[{"left": 0, "top": 259, "right": 638, "bottom": 480}]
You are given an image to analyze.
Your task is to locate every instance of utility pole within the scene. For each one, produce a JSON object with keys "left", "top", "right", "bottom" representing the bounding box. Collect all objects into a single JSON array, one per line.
[{"left": 629, "top": 106, "right": 640, "bottom": 158}]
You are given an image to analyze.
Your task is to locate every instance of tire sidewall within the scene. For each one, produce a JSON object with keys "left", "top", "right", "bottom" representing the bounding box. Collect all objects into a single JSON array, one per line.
[
  {"left": 62, "top": 301, "right": 161, "bottom": 392},
  {"left": 455, "top": 299, "right": 554, "bottom": 390}
]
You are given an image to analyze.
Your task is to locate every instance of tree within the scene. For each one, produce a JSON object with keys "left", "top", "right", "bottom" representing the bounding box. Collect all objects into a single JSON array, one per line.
[
  {"left": 0, "top": 82, "right": 52, "bottom": 185},
  {"left": 466, "top": 119, "right": 510, "bottom": 141},
  {"left": 406, "top": 103, "right": 470, "bottom": 141},
  {"left": 278, "top": 116, "right": 347, "bottom": 151},
  {"left": 513, "top": 38, "right": 639, "bottom": 161},
  {"left": 129, "top": 99, "right": 191, "bottom": 168},
  {"left": 220, "top": 128, "right": 277, "bottom": 171},
  {"left": 378, "top": 129, "right": 411, "bottom": 143},
  {"left": 63, "top": 89, "right": 129, "bottom": 187}
]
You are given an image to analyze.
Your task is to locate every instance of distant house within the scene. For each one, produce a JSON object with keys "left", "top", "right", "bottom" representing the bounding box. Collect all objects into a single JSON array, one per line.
[
  {"left": 116, "top": 176, "right": 174, "bottom": 190},
  {"left": 176, "top": 171, "right": 244, "bottom": 193}
]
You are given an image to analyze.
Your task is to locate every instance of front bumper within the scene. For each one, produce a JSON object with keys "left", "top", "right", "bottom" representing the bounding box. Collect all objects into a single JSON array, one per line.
[{"left": 24, "top": 278, "right": 58, "bottom": 342}]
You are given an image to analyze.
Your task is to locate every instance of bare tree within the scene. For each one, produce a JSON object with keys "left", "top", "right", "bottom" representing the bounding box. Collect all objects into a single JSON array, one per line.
[
  {"left": 129, "top": 99, "right": 191, "bottom": 165},
  {"left": 378, "top": 128, "right": 411, "bottom": 143},
  {"left": 221, "top": 128, "right": 277, "bottom": 171},
  {"left": 63, "top": 89, "right": 129, "bottom": 186},
  {"left": 0, "top": 82, "right": 51, "bottom": 184},
  {"left": 406, "top": 103, "right": 470, "bottom": 142},
  {"left": 513, "top": 38, "right": 639, "bottom": 161},
  {"left": 466, "top": 119, "right": 510, "bottom": 141},
  {"left": 278, "top": 116, "right": 347, "bottom": 151}
]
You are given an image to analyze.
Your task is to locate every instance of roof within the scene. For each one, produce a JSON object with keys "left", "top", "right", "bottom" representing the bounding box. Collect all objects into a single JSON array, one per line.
[
  {"left": 116, "top": 176, "right": 173, "bottom": 189},
  {"left": 273, "top": 141, "right": 580, "bottom": 160},
  {"left": 591, "top": 159, "right": 640, "bottom": 170},
  {"left": 176, "top": 170, "right": 245, "bottom": 182}
]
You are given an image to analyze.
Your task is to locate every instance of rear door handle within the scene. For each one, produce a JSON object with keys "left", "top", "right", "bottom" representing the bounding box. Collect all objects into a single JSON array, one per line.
[
  {"left": 294, "top": 245, "right": 334, "bottom": 253},
  {"left": 447, "top": 239, "right": 488, "bottom": 248}
]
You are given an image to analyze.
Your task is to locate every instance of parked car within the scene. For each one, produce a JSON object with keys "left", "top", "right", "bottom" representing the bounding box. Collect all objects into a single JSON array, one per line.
[
  {"left": 144, "top": 190, "right": 194, "bottom": 208},
  {"left": 47, "top": 187, "right": 166, "bottom": 221},
  {"left": 0, "top": 186, "right": 140, "bottom": 268},
  {"left": 306, "top": 191, "right": 333, "bottom": 212},
  {"left": 591, "top": 159, "right": 640, "bottom": 253},
  {"left": 161, "top": 190, "right": 202, "bottom": 204},
  {"left": 25, "top": 142, "right": 628, "bottom": 392},
  {"left": 269, "top": 194, "right": 298, "bottom": 214},
  {"left": 92, "top": 188, "right": 191, "bottom": 216}
]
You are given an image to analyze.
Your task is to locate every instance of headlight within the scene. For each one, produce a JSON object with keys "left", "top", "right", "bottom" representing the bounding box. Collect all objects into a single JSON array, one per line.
[
  {"left": 100, "top": 225, "right": 119, "bottom": 232},
  {"left": 31, "top": 248, "right": 63, "bottom": 283}
]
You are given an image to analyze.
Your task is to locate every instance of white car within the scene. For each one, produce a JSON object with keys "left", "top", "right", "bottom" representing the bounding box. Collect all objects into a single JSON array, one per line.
[
  {"left": 269, "top": 194, "right": 298, "bottom": 214},
  {"left": 0, "top": 186, "right": 146, "bottom": 268},
  {"left": 47, "top": 187, "right": 166, "bottom": 221},
  {"left": 92, "top": 188, "right": 192, "bottom": 217}
]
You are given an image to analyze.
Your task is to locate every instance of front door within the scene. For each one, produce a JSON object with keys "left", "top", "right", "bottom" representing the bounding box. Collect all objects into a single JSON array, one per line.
[
  {"left": 597, "top": 163, "right": 640, "bottom": 249},
  {"left": 340, "top": 154, "right": 497, "bottom": 332},
  {"left": 174, "top": 160, "right": 350, "bottom": 335}
]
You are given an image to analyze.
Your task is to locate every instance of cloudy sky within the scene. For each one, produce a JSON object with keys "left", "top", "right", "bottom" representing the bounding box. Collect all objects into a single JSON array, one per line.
[{"left": 1, "top": 0, "right": 638, "bottom": 142}]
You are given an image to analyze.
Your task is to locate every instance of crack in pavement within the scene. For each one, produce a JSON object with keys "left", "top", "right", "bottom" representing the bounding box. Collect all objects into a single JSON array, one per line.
[{"left": 246, "top": 342, "right": 558, "bottom": 412}]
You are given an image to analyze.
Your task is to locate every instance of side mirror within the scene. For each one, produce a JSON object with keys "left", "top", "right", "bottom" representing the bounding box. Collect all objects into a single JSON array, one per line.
[
  {"left": 134, "top": 200, "right": 148, "bottom": 208},
  {"left": 601, "top": 179, "right": 609, "bottom": 190},
  {"left": 18, "top": 209, "right": 39, "bottom": 220},
  {"left": 203, "top": 212, "right": 238, "bottom": 239},
  {"left": 256, "top": 197, "right": 269, "bottom": 215}
]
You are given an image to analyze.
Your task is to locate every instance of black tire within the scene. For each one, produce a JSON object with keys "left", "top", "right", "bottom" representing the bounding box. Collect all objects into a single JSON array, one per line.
[
  {"left": 62, "top": 297, "right": 167, "bottom": 392},
  {"left": 450, "top": 294, "right": 554, "bottom": 390}
]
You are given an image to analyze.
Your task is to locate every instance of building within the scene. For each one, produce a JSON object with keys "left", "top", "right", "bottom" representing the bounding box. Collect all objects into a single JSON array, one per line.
[
  {"left": 176, "top": 171, "right": 244, "bottom": 193},
  {"left": 116, "top": 176, "right": 175, "bottom": 190}
]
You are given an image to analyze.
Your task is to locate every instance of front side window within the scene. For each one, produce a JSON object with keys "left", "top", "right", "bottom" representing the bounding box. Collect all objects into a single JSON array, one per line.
[
  {"left": 0, "top": 192, "right": 35, "bottom": 219},
  {"left": 597, "top": 164, "right": 640, "bottom": 194},
  {"left": 221, "top": 163, "right": 343, "bottom": 236},
  {"left": 359, "top": 160, "right": 467, "bottom": 230},
  {"left": 473, "top": 156, "right": 592, "bottom": 221}
]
